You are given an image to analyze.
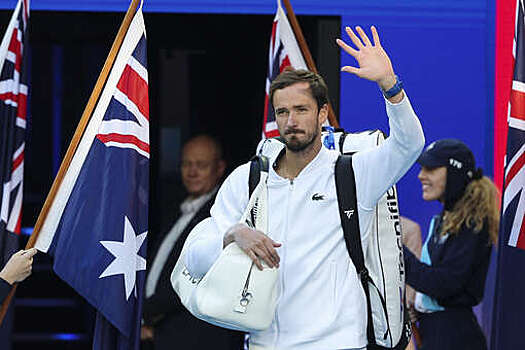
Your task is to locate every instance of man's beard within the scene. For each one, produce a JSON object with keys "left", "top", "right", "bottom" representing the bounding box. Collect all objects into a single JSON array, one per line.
[{"left": 283, "top": 128, "right": 319, "bottom": 153}]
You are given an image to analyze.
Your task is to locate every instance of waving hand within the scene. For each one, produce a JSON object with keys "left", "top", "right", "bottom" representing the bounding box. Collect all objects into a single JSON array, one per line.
[{"left": 336, "top": 26, "right": 401, "bottom": 100}]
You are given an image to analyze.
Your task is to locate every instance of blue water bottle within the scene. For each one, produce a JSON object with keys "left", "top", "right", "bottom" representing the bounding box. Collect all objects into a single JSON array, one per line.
[{"left": 323, "top": 125, "right": 335, "bottom": 150}]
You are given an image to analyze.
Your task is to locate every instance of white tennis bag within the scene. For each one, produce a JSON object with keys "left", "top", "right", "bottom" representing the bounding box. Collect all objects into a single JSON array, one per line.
[
  {"left": 256, "top": 129, "right": 410, "bottom": 349},
  {"left": 171, "top": 157, "right": 278, "bottom": 332}
]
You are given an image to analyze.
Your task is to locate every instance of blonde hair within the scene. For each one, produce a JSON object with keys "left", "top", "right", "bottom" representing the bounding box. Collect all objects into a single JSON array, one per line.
[{"left": 441, "top": 176, "right": 500, "bottom": 245}]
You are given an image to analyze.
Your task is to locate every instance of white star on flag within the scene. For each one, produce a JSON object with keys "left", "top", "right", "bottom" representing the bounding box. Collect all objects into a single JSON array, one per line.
[{"left": 99, "top": 216, "right": 147, "bottom": 300}]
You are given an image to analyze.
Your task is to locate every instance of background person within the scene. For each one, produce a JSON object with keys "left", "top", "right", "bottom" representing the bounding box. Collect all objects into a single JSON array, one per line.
[
  {"left": 141, "top": 135, "right": 244, "bottom": 350},
  {"left": 403, "top": 139, "right": 499, "bottom": 350}
]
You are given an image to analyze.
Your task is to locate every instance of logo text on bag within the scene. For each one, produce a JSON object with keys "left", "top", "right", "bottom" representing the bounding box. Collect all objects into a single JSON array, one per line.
[
  {"left": 386, "top": 187, "right": 405, "bottom": 282},
  {"left": 182, "top": 268, "right": 201, "bottom": 284}
]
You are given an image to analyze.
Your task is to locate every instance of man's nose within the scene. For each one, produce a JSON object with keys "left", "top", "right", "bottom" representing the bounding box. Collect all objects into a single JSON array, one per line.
[
  {"left": 286, "top": 111, "right": 298, "bottom": 127},
  {"left": 184, "top": 163, "right": 198, "bottom": 174}
]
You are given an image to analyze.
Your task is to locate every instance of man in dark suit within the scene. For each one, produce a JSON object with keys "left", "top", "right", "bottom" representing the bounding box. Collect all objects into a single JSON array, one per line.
[{"left": 141, "top": 135, "right": 244, "bottom": 349}]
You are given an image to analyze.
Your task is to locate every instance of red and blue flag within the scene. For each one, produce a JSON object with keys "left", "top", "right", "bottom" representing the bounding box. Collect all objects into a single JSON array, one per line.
[
  {"left": 0, "top": 0, "right": 29, "bottom": 269},
  {"left": 34, "top": 7, "right": 148, "bottom": 350},
  {"left": 505, "top": 0, "right": 525, "bottom": 251},
  {"left": 491, "top": 0, "right": 525, "bottom": 348},
  {"left": 262, "top": 0, "right": 307, "bottom": 138}
]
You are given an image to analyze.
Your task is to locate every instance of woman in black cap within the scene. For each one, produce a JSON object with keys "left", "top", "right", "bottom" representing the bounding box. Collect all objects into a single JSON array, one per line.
[{"left": 403, "top": 139, "right": 499, "bottom": 350}]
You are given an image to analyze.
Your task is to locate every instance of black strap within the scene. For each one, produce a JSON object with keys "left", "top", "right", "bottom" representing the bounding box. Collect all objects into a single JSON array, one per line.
[
  {"left": 338, "top": 132, "right": 348, "bottom": 153},
  {"left": 334, "top": 154, "right": 376, "bottom": 345},
  {"left": 248, "top": 155, "right": 269, "bottom": 197},
  {"left": 248, "top": 155, "right": 269, "bottom": 198},
  {"left": 248, "top": 155, "right": 269, "bottom": 228}
]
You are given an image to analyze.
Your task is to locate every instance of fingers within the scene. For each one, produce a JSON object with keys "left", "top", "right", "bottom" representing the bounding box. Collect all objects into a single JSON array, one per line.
[
  {"left": 355, "top": 26, "right": 372, "bottom": 47},
  {"left": 22, "top": 248, "right": 38, "bottom": 258},
  {"left": 336, "top": 38, "right": 358, "bottom": 57},
  {"left": 253, "top": 238, "right": 280, "bottom": 269},
  {"left": 371, "top": 25, "right": 381, "bottom": 47},
  {"left": 252, "top": 246, "right": 273, "bottom": 270},
  {"left": 247, "top": 250, "right": 264, "bottom": 271},
  {"left": 233, "top": 226, "right": 281, "bottom": 270},
  {"left": 261, "top": 240, "right": 280, "bottom": 268},
  {"left": 341, "top": 66, "right": 360, "bottom": 76},
  {"left": 345, "top": 26, "right": 364, "bottom": 49},
  {"left": 13, "top": 250, "right": 25, "bottom": 257},
  {"left": 342, "top": 25, "right": 379, "bottom": 49}
]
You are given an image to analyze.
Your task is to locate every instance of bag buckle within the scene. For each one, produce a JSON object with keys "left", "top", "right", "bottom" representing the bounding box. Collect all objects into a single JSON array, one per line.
[{"left": 234, "top": 292, "right": 253, "bottom": 314}]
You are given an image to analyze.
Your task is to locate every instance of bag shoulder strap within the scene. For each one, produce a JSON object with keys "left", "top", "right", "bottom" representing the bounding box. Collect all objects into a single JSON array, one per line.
[
  {"left": 249, "top": 155, "right": 269, "bottom": 197},
  {"left": 334, "top": 154, "right": 376, "bottom": 345}
]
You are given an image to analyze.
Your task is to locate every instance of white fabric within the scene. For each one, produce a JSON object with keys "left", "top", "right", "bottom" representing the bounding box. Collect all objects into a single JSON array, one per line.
[
  {"left": 145, "top": 190, "right": 215, "bottom": 298},
  {"left": 172, "top": 174, "right": 278, "bottom": 332},
  {"left": 185, "top": 94, "right": 424, "bottom": 350}
]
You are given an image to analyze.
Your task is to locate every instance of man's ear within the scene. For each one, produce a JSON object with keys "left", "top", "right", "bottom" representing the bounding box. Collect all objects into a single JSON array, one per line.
[{"left": 318, "top": 104, "right": 328, "bottom": 126}]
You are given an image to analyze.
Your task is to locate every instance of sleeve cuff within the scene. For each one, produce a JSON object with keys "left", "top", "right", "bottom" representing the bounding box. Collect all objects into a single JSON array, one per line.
[{"left": 0, "top": 277, "right": 12, "bottom": 299}]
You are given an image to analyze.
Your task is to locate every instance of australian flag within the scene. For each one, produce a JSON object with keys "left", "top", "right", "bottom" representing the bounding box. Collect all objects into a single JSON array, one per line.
[
  {"left": 34, "top": 7, "right": 148, "bottom": 350},
  {"left": 262, "top": 0, "right": 307, "bottom": 138},
  {"left": 0, "top": 0, "right": 29, "bottom": 272},
  {"left": 491, "top": 0, "right": 525, "bottom": 348}
]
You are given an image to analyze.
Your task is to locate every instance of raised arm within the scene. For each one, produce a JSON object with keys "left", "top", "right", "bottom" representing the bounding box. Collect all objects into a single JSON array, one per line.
[{"left": 337, "top": 26, "right": 425, "bottom": 210}]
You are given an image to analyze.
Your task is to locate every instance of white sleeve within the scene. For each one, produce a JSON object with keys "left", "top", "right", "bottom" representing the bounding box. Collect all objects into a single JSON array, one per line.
[
  {"left": 210, "top": 162, "right": 251, "bottom": 235},
  {"left": 184, "top": 163, "right": 251, "bottom": 278},
  {"left": 353, "top": 93, "right": 425, "bottom": 211}
]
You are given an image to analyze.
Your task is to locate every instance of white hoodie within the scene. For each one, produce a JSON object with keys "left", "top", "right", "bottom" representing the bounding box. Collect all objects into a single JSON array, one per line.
[{"left": 185, "top": 95, "right": 425, "bottom": 350}]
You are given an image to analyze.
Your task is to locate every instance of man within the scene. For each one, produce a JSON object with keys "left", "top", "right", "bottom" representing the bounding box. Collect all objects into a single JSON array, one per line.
[
  {"left": 185, "top": 26, "right": 425, "bottom": 350},
  {"left": 142, "top": 135, "right": 244, "bottom": 349}
]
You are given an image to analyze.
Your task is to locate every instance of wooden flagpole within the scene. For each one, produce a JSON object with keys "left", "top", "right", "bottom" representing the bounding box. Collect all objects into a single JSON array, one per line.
[
  {"left": 0, "top": 0, "right": 141, "bottom": 325},
  {"left": 281, "top": 0, "right": 339, "bottom": 128}
]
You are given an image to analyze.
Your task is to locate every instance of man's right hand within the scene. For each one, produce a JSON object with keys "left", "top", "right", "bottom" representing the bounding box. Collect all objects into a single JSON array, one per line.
[{"left": 224, "top": 224, "right": 281, "bottom": 271}]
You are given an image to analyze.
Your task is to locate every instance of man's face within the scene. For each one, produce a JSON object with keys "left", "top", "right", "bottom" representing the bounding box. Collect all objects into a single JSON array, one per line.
[
  {"left": 181, "top": 138, "right": 225, "bottom": 198},
  {"left": 273, "top": 82, "right": 327, "bottom": 153}
]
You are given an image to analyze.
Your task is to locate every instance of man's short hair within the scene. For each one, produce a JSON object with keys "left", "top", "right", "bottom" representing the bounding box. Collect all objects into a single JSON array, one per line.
[{"left": 269, "top": 69, "right": 329, "bottom": 111}]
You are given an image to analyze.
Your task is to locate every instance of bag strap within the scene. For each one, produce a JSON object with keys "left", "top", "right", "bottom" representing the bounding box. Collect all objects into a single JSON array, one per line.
[
  {"left": 338, "top": 132, "right": 348, "bottom": 153},
  {"left": 334, "top": 154, "right": 376, "bottom": 345},
  {"left": 249, "top": 155, "right": 269, "bottom": 197}
]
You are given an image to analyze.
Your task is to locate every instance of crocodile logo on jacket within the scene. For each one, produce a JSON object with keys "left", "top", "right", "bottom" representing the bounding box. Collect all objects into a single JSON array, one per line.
[{"left": 311, "top": 193, "right": 325, "bottom": 201}]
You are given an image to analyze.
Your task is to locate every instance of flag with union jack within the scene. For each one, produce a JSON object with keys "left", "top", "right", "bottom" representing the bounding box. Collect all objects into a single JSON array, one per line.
[
  {"left": 262, "top": 0, "right": 307, "bottom": 138},
  {"left": 505, "top": 0, "right": 525, "bottom": 250},
  {"left": 0, "top": 0, "right": 29, "bottom": 269},
  {"left": 491, "top": 0, "right": 525, "bottom": 348},
  {"left": 34, "top": 6, "right": 148, "bottom": 349}
]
